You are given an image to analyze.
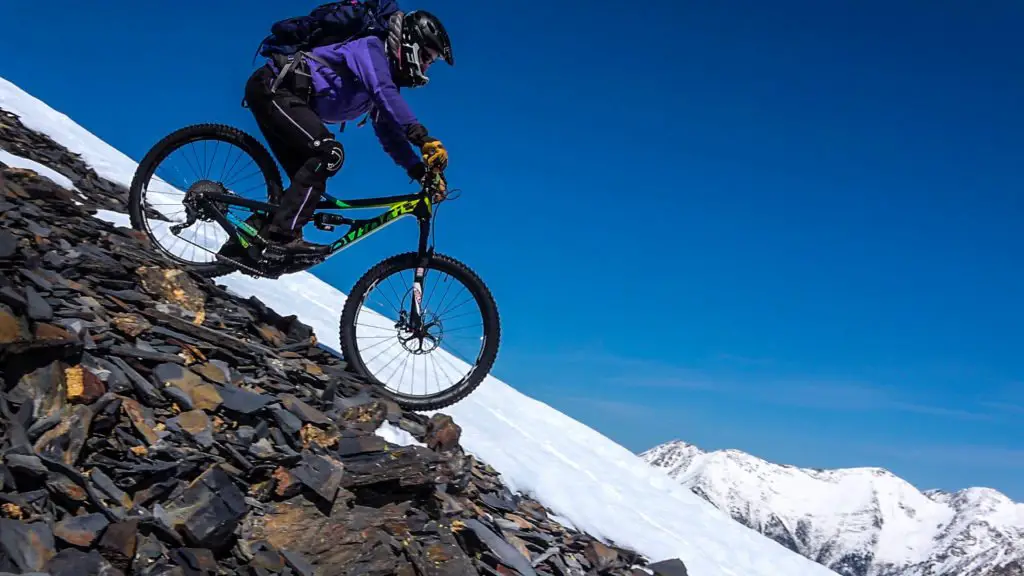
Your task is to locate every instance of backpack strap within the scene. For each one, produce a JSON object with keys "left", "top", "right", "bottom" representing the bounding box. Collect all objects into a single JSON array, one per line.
[
  {"left": 304, "top": 51, "right": 333, "bottom": 70},
  {"left": 269, "top": 51, "right": 323, "bottom": 98},
  {"left": 269, "top": 57, "right": 300, "bottom": 94}
]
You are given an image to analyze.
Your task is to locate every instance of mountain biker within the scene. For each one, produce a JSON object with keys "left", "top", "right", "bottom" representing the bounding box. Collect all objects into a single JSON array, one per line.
[{"left": 219, "top": 8, "right": 453, "bottom": 261}]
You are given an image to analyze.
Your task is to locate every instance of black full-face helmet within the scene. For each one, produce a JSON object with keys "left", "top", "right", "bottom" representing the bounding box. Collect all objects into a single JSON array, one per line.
[{"left": 387, "top": 10, "right": 454, "bottom": 88}]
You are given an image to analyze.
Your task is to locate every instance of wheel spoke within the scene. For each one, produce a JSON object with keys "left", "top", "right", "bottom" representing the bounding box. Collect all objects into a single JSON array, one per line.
[
  {"left": 131, "top": 127, "right": 278, "bottom": 271},
  {"left": 343, "top": 257, "right": 499, "bottom": 410}
]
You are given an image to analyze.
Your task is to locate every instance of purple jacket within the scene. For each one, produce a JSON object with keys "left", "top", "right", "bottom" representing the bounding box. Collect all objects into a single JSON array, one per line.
[{"left": 299, "top": 36, "right": 422, "bottom": 171}]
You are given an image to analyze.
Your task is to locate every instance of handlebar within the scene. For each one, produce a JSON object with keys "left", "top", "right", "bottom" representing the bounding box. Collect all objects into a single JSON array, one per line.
[{"left": 422, "top": 168, "right": 448, "bottom": 203}]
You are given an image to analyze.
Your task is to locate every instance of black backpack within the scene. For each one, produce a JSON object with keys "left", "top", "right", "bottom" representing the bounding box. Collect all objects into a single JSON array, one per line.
[{"left": 256, "top": 0, "right": 401, "bottom": 59}]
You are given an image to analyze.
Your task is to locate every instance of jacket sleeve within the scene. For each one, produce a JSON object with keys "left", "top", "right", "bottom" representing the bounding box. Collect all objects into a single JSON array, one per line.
[{"left": 342, "top": 37, "right": 423, "bottom": 171}]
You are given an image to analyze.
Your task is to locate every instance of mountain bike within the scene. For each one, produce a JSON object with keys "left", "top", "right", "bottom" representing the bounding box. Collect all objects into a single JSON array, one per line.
[{"left": 126, "top": 123, "right": 499, "bottom": 411}]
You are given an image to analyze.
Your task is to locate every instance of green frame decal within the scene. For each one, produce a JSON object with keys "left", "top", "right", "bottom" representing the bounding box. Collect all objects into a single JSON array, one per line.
[{"left": 329, "top": 198, "right": 425, "bottom": 250}]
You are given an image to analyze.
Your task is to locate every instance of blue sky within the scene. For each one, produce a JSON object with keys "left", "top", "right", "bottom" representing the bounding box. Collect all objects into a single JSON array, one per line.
[{"left": 2, "top": 1, "right": 1023, "bottom": 498}]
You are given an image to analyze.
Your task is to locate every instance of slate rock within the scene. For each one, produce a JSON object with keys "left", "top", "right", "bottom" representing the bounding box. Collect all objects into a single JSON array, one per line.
[
  {"left": 74, "top": 248, "right": 127, "bottom": 276},
  {"left": 336, "top": 435, "right": 387, "bottom": 456},
  {"left": 485, "top": 488, "right": 525, "bottom": 513},
  {"left": 0, "top": 230, "right": 16, "bottom": 259},
  {"left": 298, "top": 423, "right": 340, "bottom": 450},
  {"left": 132, "top": 534, "right": 167, "bottom": 574},
  {"left": 34, "top": 402, "right": 93, "bottom": 466},
  {"left": 102, "top": 289, "right": 149, "bottom": 303},
  {"left": 241, "top": 497, "right": 406, "bottom": 572},
  {"left": 290, "top": 453, "right": 345, "bottom": 506},
  {"left": 423, "top": 412, "right": 460, "bottom": 453},
  {"left": 20, "top": 269, "right": 54, "bottom": 291},
  {"left": 164, "top": 466, "right": 248, "bottom": 548},
  {"left": 398, "top": 417, "right": 427, "bottom": 439},
  {"left": 89, "top": 468, "right": 132, "bottom": 510},
  {"left": 585, "top": 541, "right": 621, "bottom": 572},
  {"left": 4, "top": 454, "right": 47, "bottom": 477},
  {"left": 340, "top": 445, "right": 440, "bottom": 491},
  {"left": 162, "top": 385, "right": 194, "bottom": 411},
  {"left": 25, "top": 219, "right": 51, "bottom": 238},
  {"left": 463, "top": 518, "right": 537, "bottom": 576},
  {"left": 173, "top": 410, "right": 214, "bottom": 448},
  {"left": 217, "top": 386, "right": 273, "bottom": 415},
  {"left": 270, "top": 407, "right": 302, "bottom": 435},
  {"left": 279, "top": 393, "right": 331, "bottom": 425},
  {"left": 12, "top": 359, "right": 67, "bottom": 416},
  {"left": 648, "top": 558, "right": 689, "bottom": 576},
  {"left": 66, "top": 365, "right": 107, "bottom": 405},
  {"left": 169, "top": 547, "right": 218, "bottom": 575},
  {"left": 246, "top": 541, "right": 286, "bottom": 572},
  {"left": 136, "top": 267, "right": 206, "bottom": 319},
  {"left": 45, "top": 548, "right": 121, "bottom": 576},
  {"left": 24, "top": 286, "right": 52, "bottom": 321},
  {"left": 193, "top": 360, "right": 230, "bottom": 384},
  {"left": 341, "top": 401, "right": 388, "bottom": 430},
  {"left": 98, "top": 519, "right": 139, "bottom": 571},
  {"left": 280, "top": 549, "right": 317, "bottom": 576},
  {"left": 0, "top": 303, "right": 30, "bottom": 344},
  {"left": 111, "top": 313, "right": 151, "bottom": 337},
  {"left": 120, "top": 397, "right": 160, "bottom": 445},
  {"left": 54, "top": 512, "right": 110, "bottom": 547},
  {"left": 109, "top": 344, "right": 184, "bottom": 364},
  {"left": 0, "top": 518, "right": 56, "bottom": 572},
  {"left": 111, "top": 357, "right": 166, "bottom": 408}
]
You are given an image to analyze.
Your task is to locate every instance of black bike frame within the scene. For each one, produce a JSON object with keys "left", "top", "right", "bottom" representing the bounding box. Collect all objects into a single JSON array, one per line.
[
  {"left": 199, "top": 190, "right": 431, "bottom": 254},
  {"left": 198, "top": 188, "right": 436, "bottom": 324}
]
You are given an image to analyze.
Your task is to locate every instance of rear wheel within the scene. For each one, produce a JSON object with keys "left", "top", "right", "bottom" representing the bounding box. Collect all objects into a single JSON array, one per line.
[
  {"left": 340, "top": 252, "right": 501, "bottom": 411},
  {"left": 128, "top": 123, "right": 283, "bottom": 278}
]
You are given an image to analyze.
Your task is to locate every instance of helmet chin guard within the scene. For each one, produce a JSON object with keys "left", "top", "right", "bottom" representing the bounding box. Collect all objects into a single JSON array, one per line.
[{"left": 387, "top": 10, "right": 453, "bottom": 89}]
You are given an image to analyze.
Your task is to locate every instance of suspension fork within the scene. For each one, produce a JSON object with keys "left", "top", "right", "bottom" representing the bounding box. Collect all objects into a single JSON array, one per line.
[{"left": 409, "top": 208, "right": 434, "bottom": 328}]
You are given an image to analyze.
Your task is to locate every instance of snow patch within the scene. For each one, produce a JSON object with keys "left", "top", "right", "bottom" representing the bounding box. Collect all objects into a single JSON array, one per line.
[
  {"left": 0, "top": 148, "right": 75, "bottom": 190},
  {"left": 0, "top": 77, "right": 143, "bottom": 187},
  {"left": 375, "top": 422, "right": 425, "bottom": 448}
]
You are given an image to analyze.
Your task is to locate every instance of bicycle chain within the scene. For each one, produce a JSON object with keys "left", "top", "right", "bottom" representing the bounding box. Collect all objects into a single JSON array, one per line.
[{"left": 160, "top": 229, "right": 325, "bottom": 280}]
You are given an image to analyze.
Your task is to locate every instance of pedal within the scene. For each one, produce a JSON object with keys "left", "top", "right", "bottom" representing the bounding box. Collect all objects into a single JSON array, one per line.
[{"left": 313, "top": 213, "right": 350, "bottom": 231}]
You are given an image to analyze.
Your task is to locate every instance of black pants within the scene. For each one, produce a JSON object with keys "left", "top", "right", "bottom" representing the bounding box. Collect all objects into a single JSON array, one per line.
[{"left": 244, "top": 65, "right": 341, "bottom": 237}]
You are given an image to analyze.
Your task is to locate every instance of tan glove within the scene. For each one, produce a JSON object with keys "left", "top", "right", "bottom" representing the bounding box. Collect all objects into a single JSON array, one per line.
[{"left": 420, "top": 137, "right": 448, "bottom": 171}]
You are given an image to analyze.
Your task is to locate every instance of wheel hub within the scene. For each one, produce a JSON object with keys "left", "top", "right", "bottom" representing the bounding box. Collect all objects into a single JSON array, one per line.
[
  {"left": 184, "top": 180, "right": 230, "bottom": 219},
  {"left": 396, "top": 311, "right": 443, "bottom": 354}
]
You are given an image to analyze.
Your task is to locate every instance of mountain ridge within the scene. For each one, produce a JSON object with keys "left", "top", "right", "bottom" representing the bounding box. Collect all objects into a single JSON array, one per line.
[{"left": 641, "top": 439, "right": 1024, "bottom": 576}]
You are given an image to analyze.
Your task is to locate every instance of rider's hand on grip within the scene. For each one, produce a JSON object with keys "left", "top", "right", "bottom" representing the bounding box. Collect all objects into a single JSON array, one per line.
[{"left": 419, "top": 138, "right": 448, "bottom": 171}]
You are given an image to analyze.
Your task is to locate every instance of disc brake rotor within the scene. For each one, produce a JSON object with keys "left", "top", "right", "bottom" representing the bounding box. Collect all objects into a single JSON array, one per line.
[{"left": 396, "top": 311, "right": 443, "bottom": 354}]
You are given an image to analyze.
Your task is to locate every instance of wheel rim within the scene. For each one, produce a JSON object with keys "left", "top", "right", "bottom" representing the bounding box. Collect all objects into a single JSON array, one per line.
[
  {"left": 137, "top": 135, "right": 272, "bottom": 266},
  {"left": 352, "top": 264, "right": 489, "bottom": 400}
]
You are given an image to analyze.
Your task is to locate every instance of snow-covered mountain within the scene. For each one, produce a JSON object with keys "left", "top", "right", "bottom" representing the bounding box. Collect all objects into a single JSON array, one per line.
[
  {"left": 641, "top": 440, "right": 1024, "bottom": 576},
  {"left": 0, "top": 74, "right": 841, "bottom": 576}
]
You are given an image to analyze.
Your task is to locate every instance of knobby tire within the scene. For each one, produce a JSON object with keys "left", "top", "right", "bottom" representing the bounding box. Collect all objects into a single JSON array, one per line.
[
  {"left": 127, "top": 123, "right": 283, "bottom": 279},
  {"left": 339, "top": 252, "right": 501, "bottom": 411}
]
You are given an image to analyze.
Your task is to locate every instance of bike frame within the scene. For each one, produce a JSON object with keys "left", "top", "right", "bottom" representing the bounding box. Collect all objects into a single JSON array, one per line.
[
  {"left": 199, "top": 189, "right": 431, "bottom": 253},
  {"left": 197, "top": 187, "right": 436, "bottom": 323}
]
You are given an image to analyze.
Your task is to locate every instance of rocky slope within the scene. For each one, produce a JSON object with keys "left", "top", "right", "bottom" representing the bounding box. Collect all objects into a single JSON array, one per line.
[
  {"left": 0, "top": 115, "right": 691, "bottom": 574},
  {"left": 642, "top": 440, "right": 1024, "bottom": 576}
]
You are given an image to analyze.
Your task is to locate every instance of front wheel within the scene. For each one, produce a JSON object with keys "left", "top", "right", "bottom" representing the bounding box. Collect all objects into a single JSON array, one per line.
[{"left": 340, "top": 252, "right": 500, "bottom": 411}]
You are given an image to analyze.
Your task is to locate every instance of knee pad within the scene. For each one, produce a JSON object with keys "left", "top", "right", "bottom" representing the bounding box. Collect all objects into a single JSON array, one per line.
[{"left": 310, "top": 138, "right": 345, "bottom": 175}]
